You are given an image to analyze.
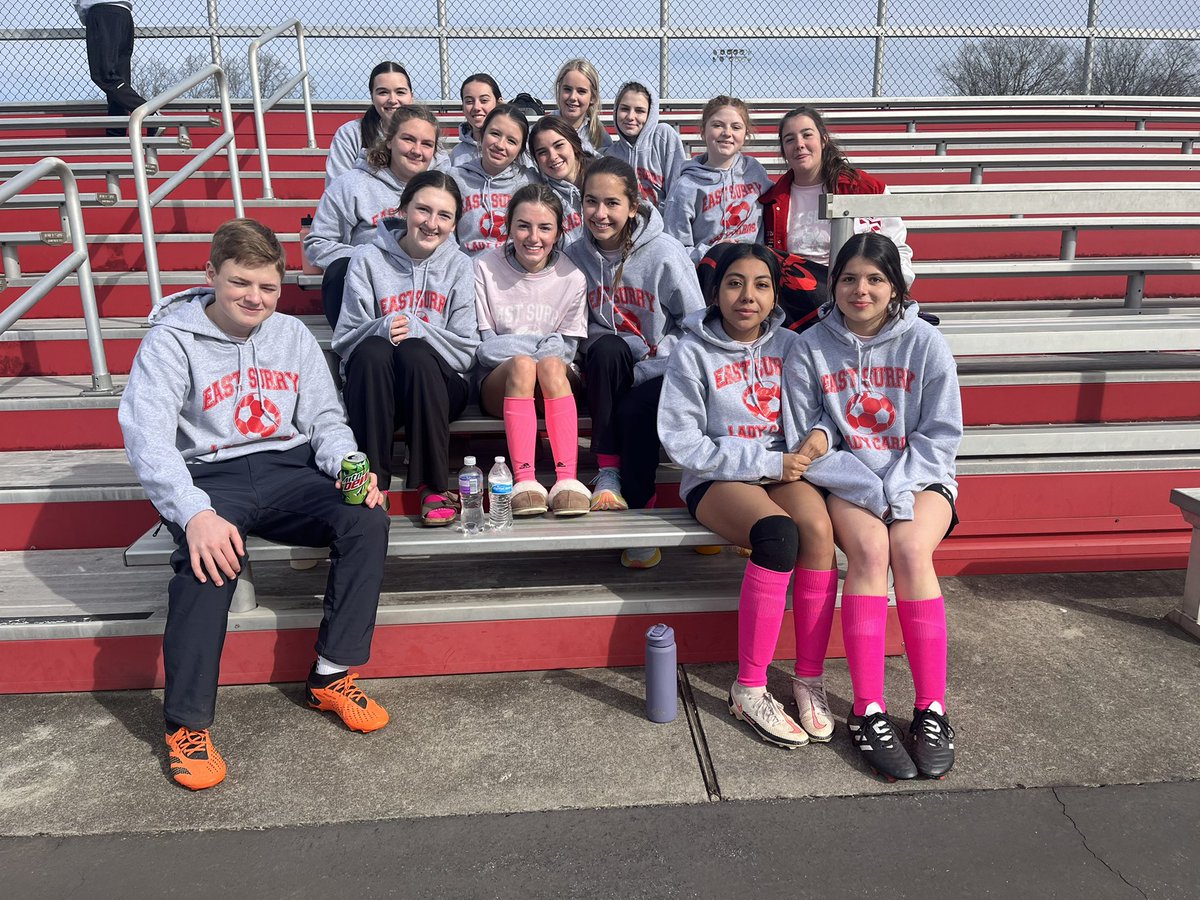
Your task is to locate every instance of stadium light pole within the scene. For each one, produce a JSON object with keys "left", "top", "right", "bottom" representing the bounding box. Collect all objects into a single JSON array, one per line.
[{"left": 711, "top": 47, "right": 751, "bottom": 96}]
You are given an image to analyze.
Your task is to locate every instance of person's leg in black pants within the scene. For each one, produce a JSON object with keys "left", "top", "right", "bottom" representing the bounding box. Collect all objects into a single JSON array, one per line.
[
  {"left": 616, "top": 375, "right": 664, "bottom": 510},
  {"left": 321, "top": 256, "right": 351, "bottom": 329},
  {"left": 85, "top": 5, "right": 148, "bottom": 134},
  {"left": 583, "top": 334, "right": 635, "bottom": 457}
]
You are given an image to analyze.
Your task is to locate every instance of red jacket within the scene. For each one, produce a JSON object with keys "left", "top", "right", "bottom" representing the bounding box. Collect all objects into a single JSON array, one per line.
[{"left": 759, "top": 168, "right": 889, "bottom": 254}]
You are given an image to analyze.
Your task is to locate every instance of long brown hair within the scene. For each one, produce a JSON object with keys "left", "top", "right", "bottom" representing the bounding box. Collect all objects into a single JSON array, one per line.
[
  {"left": 529, "top": 116, "right": 591, "bottom": 188},
  {"left": 778, "top": 105, "right": 858, "bottom": 192},
  {"left": 366, "top": 104, "right": 440, "bottom": 171},
  {"left": 360, "top": 61, "right": 411, "bottom": 150},
  {"left": 583, "top": 156, "right": 641, "bottom": 294}
]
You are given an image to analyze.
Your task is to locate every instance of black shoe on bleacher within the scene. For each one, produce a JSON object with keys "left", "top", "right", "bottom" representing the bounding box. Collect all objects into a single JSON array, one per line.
[
  {"left": 848, "top": 709, "right": 918, "bottom": 781},
  {"left": 909, "top": 705, "right": 956, "bottom": 779}
]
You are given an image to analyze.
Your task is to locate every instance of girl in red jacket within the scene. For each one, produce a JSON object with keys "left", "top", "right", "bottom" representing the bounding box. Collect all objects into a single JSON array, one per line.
[{"left": 759, "top": 106, "right": 914, "bottom": 331}]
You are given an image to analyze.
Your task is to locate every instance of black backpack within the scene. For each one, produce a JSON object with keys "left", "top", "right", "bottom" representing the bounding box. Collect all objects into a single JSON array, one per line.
[{"left": 510, "top": 92, "right": 547, "bottom": 117}]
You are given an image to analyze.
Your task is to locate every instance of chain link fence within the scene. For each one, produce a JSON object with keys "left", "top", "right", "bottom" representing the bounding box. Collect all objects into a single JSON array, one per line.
[{"left": 1, "top": 0, "right": 1197, "bottom": 103}]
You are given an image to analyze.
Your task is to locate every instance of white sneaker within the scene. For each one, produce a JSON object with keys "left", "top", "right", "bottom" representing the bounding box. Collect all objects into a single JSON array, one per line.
[
  {"left": 589, "top": 467, "right": 628, "bottom": 511},
  {"left": 791, "top": 675, "right": 835, "bottom": 742},
  {"left": 728, "top": 681, "right": 809, "bottom": 749},
  {"left": 620, "top": 547, "right": 661, "bottom": 569}
]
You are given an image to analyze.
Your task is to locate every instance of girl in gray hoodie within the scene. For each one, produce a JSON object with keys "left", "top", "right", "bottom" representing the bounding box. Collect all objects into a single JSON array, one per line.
[
  {"left": 333, "top": 171, "right": 479, "bottom": 527},
  {"left": 784, "top": 232, "right": 962, "bottom": 782},
  {"left": 529, "top": 116, "right": 592, "bottom": 247},
  {"left": 449, "top": 105, "right": 538, "bottom": 258},
  {"left": 306, "top": 104, "right": 441, "bottom": 330},
  {"left": 659, "top": 243, "right": 836, "bottom": 749},
  {"left": 565, "top": 156, "right": 704, "bottom": 569},
  {"left": 602, "top": 81, "right": 685, "bottom": 210}
]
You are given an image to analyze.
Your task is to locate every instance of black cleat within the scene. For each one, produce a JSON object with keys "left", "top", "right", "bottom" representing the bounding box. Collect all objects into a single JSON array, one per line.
[
  {"left": 910, "top": 706, "right": 956, "bottom": 779},
  {"left": 848, "top": 710, "right": 918, "bottom": 781}
]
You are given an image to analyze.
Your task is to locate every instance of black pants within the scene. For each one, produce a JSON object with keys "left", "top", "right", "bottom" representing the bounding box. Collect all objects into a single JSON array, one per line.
[
  {"left": 84, "top": 5, "right": 147, "bottom": 131},
  {"left": 583, "top": 334, "right": 663, "bottom": 509},
  {"left": 321, "top": 256, "right": 351, "bottom": 329},
  {"left": 162, "top": 445, "right": 390, "bottom": 730},
  {"left": 343, "top": 336, "right": 468, "bottom": 492}
]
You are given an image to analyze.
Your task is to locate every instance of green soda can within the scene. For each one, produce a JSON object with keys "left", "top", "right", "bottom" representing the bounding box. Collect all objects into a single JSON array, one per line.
[{"left": 340, "top": 452, "right": 371, "bottom": 505}]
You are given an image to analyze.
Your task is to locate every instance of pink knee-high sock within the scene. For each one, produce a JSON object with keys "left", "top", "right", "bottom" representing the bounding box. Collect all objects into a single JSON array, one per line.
[
  {"left": 502, "top": 397, "right": 539, "bottom": 483},
  {"left": 596, "top": 453, "right": 620, "bottom": 470},
  {"left": 736, "top": 562, "right": 793, "bottom": 688},
  {"left": 542, "top": 395, "right": 578, "bottom": 482},
  {"left": 897, "top": 596, "right": 948, "bottom": 711},
  {"left": 792, "top": 568, "right": 839, "bottom": 678},
  {"left": 840, "top": 594, "right": 889, "bottom": 716}
]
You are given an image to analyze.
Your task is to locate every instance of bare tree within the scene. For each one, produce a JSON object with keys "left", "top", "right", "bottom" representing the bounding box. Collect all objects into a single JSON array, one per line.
[
  {"left": 134, "top": 51, "right": 300, "bottom": 101},
  {"left": 939, "top": 37, "right": 1074, "bottom": 95},
  {"left": 1081, "top": 39, "right": 1200, "bottom": 95}
]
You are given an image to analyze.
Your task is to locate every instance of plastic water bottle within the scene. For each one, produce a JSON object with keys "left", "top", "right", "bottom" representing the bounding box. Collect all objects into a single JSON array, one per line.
[
  {"left": 458, "top": 456, "right": 485, "bottom": 537},
  {"left": 488, "top": 456, "right": 513, "bottom": 531},
  {"left": 645, "top": 624, "right": 678, "bottom": 723}
]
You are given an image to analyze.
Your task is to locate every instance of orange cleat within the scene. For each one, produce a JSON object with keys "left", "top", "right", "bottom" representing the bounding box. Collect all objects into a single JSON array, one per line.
[
  {"left": 165, "top": 727, "right": 227, "bottom": 791},
  {"left": 306, "top": 672, "right": 390, "bottom": 733}
]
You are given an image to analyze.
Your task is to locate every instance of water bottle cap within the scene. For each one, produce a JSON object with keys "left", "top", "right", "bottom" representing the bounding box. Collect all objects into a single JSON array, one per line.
[
  {"left": 495, "top": 456, "right": 505, "bottom": 462},
  {"left": 464, "top": 456, "right": 476, "bottom": 466},
  {"left": 646, "top": 623, "right": 674, "bottom": 647}
]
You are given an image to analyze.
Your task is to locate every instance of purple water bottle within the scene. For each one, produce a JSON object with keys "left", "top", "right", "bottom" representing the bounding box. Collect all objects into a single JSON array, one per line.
[{"left": 645, "top": 623, "right": 678, "bottom": 723}]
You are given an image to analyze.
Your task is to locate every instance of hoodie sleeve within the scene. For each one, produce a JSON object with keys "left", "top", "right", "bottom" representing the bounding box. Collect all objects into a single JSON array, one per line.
[
  {"left": 405, "top": 257, "right": 480, "bottom": 373},
  {"left": 880, "top": 331, "right": 962, "bottom": 522},
  {"left": 292, "top": 329, "right": 358, "bottom": 478},
  {"left": 660, "top": 127, "right": 687, "bottom": 204},
  {"left": 662, "top": 180, "right": 701, "bottom": 259},
  {"left": 117, "top": 330, "right": 214, "bottom": 529},
  {"left": 475, "top": 331, "right": 542, "bottom": 368},
  {"left": 658, "top": 345, "right": 785, "bottom": 484},
  {"left": 331, "top": 247, "right": 394, "bottom": 360},
  {"left": 633, "top": 239, "right": 705, "bottom": 384},
  {"left": 325, "top": 121, "right": 361, "bottom": 185},
  {"left": 305, "top": 177, "right": 358, "bottom": 270},
  {"left": 862, "top": 187, "right": 915, "bottom": 288}
]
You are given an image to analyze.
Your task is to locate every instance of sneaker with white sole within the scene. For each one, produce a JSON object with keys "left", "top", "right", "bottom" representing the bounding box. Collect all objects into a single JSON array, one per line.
[
  {"left": 848, "top": 703, "right": 917, "bottom": 781},
  {"left": 728, "top": 681, "right": 809, "bottom": 749},
  {"left": 621, "top": 547, "right": 661, "bottom": 569},
  {"left": 790, "top": 675, "right": 834, "bottom": 742},
  {"left": 590, "top": 466, "right": 628, "bottom": 511}
]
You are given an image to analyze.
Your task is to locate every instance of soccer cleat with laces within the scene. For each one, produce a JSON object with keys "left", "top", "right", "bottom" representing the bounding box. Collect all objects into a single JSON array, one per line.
[
  {"left": 848, "top": 706, "right": 918, "bottom": 781},
  {"left": 790, "top": 675, "right": 835, "bottom": 742},
  {"left": 165, "top": 726, "right": 226, "bottom": 791},
  {"left": 909, "top": 704, "right": 956, "bottom": 779},
  {"left": 728, "top": 681, "right": 809, "bottom": 749},
  {"left": 306, "top": 672, "right": 390, "bottom": 733},
  {"left": 589, "top": 467, "right": 628, "bottom": 511}
]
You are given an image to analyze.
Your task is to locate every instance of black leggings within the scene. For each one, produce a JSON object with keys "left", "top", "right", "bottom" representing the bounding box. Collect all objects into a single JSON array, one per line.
[
  {"left": 583, "top": 334, "right": 662, "bottom": 509},
  {"left": 343, "top": 336, "right": 468, "bottom": 492},
  {"left": 321, "top": 256, "right": 351, "bottom": 330}
]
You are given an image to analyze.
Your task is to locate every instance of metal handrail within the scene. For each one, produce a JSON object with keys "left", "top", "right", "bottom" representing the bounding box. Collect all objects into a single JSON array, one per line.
[
  {"left": 129, "top": 65, "right": 244, "bottom": 308},
  {"left": 249, "top": 19, "right": 316, "bottom": 200},
  {"left": 0, "top": 158, "right": 115, "bottom": 395}
]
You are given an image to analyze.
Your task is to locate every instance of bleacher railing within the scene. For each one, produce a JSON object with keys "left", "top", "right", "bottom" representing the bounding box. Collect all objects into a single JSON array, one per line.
[
  {"left": 0, "top": 157, "right": 115, "bottom": 395},
  {"left": 249, "top": 19, "right": 316, "bottom": 200},
  {"left": 130, "top": 64, "right": 244, "bottom": 308}
]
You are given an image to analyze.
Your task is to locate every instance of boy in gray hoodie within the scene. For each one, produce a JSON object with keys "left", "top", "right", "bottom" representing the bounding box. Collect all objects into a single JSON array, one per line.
[
  {"left": 119, "top": 219, "right": 391, "bottom": 791},
  {"left": 602, "top": 81, "right": 686, "bottom": 210}
]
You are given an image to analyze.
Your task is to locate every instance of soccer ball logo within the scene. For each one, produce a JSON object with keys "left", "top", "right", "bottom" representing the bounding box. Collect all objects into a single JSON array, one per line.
[
  {"left": 845, "top": 390, "right": 895, "bottom": 434},
  {"left": 723, "top": 201, "right": 751, "bottom": 228},
  {"left": 742, "top": 380, "right": 781, "bottom": 424},
  {"left": 233, "top": 394, "right": 280, "bottom": 438},
  {"left": 479, "top": 211, "right": 506, "bottom": 239}
]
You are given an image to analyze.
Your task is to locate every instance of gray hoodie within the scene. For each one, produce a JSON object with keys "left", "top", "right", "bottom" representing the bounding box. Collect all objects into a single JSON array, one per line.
[
  {"left": 333, "top": 218, "right": 479, "bottom": 374},
  {"left": 118, "top": 287, "right": 357, "bottom": 528},
  {"left": 540, "top": 172, "right": 586, "bottom": 246},
  {"left": 448, "top": 123, "right": 480, "bottom": 167},
  {"left": 564, "top": 203, "right": 705, "bottom": 385},
  {"left": 659, "top": 306, "right": 798, "bottom": 502},
  {"left": 602, "top": 84, "right": 686, "bottom": 210},
  {"left": 326, "top": 118, "right": 450, "bottom": 184},
  {"left": 305, "top": 156, "right": 408, "bottom": 271},
  {"left": 784, "top": 301, "right": 962, "bottom": 522},
  {"left": 449, "top": 156, "right": 539, "bottom": 257},
  {"left": 663, "top": 152, "right": 774, "bottom": 263}
]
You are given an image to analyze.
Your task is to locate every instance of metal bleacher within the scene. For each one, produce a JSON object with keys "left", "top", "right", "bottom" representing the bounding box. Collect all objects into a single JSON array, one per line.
[{"left": 1, "top": 45, "right": 1199, "bottom": 691}]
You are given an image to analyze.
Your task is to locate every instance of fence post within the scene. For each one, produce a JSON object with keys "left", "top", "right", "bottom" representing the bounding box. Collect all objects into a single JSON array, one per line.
[
  {"left": 873, "top": 0, "right": 889, "bottom": 97},
  {"left": 437, "top": 0, "right": 451, "bottom": 100},
  {"left": 659, "top": 0, "right": 670, "bottom": 99},
  {"left": 207, "top": 0, "right": 223, "bottom": 69},
  {"left": 1082, "top": 0, "right": 1101, "bottom": 94}
]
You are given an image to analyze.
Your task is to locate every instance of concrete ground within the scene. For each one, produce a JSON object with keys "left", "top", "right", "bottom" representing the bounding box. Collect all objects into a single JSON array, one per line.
[{"left": 1, "top": 567, "right": 1198, "bottom": 897}]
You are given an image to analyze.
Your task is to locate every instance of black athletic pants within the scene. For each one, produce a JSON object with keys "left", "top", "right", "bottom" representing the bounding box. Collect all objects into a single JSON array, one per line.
[
  {"left": 583, "top": 334, "right": 663, "bottom": 509},
  {"left": 321, "top": 256, "right": 351, "bottom": 329},
  {"left": 84, "top": 5, "right": 148, "bottom": 132},
  {"left": 162, "top": 445, "right": 390, "bottom": 730},
  {"left": 343, "top": 336, "right": 469, "bottom": 493}
]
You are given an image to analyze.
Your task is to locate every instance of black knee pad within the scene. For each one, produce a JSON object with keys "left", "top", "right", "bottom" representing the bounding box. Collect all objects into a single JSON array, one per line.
[{"left": 748, "top": 515, "right": 799, "bottom": 573}]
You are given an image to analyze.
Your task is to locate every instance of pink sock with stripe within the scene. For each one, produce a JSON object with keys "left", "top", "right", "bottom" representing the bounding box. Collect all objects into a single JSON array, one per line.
[
  {"left": 840, "top": 593, "right": 889, "bottom": 715},
  {"left": 502, "top": 397, "right": 538, "bottom": 483},
  {"left": 736, "top": 562, "right": 793, "bottom": 687},
  {"left": 792, "top": 568, "right": 839, "bottom": 678},
  {"left": 542, "top": 395, "right": 579, "bottom": 481},
  {"left": 897, "top": 595, "right": 948, "bottom": 711}
]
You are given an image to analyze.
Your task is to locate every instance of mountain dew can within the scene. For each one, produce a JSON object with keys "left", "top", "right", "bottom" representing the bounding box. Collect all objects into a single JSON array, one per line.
[{"left": 341, "top": 452, "right": 371, "bottom": 505}]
